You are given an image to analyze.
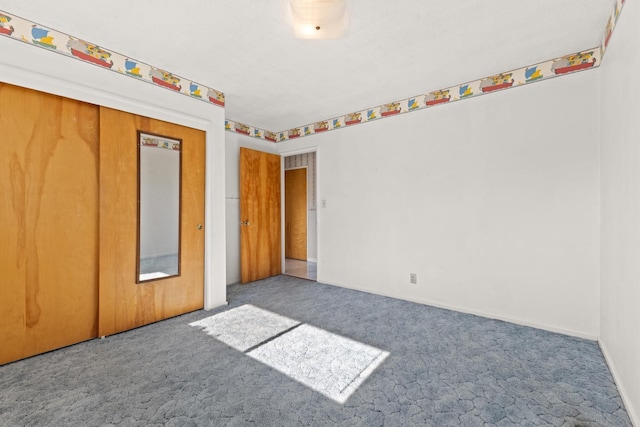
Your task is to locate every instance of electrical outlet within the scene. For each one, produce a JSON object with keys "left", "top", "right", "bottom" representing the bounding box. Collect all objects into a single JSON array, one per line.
[{"left": 410, "top": 273, "right": 417, "bottom": 284}]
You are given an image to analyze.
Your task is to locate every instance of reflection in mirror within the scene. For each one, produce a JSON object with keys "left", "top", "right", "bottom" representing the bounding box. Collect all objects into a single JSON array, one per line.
[{"left": 137, "top": 132, "right": 182, "bottom": 283}]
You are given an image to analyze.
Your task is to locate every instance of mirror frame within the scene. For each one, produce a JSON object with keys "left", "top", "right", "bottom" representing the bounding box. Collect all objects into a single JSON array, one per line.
[{"left": 136, "top": 131, "right": 183, "bottom": 284}]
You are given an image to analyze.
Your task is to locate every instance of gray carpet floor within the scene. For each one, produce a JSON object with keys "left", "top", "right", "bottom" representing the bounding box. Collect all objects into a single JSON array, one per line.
[{"left": 0, "top": 275, "right": 632, "bottom": 426}]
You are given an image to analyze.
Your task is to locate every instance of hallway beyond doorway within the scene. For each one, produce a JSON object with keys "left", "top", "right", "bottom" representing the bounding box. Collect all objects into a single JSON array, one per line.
[{"left": 285, "top": 258, "right": 317, "bottom": 281}]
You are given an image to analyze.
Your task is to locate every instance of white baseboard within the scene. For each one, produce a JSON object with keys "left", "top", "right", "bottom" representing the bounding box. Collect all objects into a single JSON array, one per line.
[
  {"left": 204, "top": 301, "right": 228, "bottom": 310},
  {"left": 226, "top": 276, "right": 241, "bottom": 286},
  {"left": 319, "top": 279, "right": 599, "bottom": 341},
  {"left": 599, "top": 340, "right": 639, "bottom": 427},
  {"left": 307, "top": 257, "right": 317, "bottom": 263}
]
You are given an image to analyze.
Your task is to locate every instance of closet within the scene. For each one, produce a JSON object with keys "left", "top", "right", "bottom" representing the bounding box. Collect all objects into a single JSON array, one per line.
[{"left": 0, "top": 83, "right": 205, "bottom": 365}]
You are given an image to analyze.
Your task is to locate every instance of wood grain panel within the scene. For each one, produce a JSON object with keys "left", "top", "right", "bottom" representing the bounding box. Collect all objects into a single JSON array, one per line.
[
  {"left": 99, "top": 107, "right": 205, "bottom": 337},
  {"left": 285, "top": 168, "right": 307, "bottom": 260},
  {"left": 0, "top": 83, "right": 99, "bottom": 365},
  {"left": 240, "top": 147, "right": 282, "bottom": 283}
]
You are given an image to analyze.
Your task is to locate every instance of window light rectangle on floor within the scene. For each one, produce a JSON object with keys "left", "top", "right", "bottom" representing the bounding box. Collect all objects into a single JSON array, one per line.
[{"left": 190, "top": 304, "right": 389, "bottom": 403}]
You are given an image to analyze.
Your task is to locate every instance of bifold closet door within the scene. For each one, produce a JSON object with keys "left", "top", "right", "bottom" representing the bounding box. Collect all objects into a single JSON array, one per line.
[
  {"left": 98, "top": 107, "right": 205, "bottom": 337},
  {"left": 0, "top": 83, "right": 100, "bottom": 365}
]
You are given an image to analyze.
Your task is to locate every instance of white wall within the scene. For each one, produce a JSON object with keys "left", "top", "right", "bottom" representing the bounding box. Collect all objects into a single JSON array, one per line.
[
  {"left": 279, "top": 71, "right": 601, "bottom": 339},
  {"left": 0, "top": 36, "right": 228, "bottom": 310},
  {"left": 599, "top": 2, "right": 640, "bottom": 423},
  {"left": 225, "top": 132, "right": 278, "bottom": 285}
]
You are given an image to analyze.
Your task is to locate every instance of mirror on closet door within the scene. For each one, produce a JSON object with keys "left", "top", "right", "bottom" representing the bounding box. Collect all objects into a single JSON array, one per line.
[{"left": 136, "top": 132, "right": 182, "bottom": 283}]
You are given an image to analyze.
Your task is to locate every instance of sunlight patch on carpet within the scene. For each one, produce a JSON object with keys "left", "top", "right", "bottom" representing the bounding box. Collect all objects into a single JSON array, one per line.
[
  {"left": 247, "top": 323, "right": 389, "bottom": 403},
  {"left": 189, "top": 304, "right": 389, "bottom": 403},
  {"left": 189, "top": 304, "right": 299, "bottom": 352}
]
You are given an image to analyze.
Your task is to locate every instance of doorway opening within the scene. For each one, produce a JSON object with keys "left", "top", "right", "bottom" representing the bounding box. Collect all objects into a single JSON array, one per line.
[{"left": 283, "top": 152, "right": 317, "bottom": 281}]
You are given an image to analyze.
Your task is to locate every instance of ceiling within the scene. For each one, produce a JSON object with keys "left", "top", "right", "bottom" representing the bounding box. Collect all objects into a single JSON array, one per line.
[{"left": 0, "top": 1, "right": 613, "bottom": 132}]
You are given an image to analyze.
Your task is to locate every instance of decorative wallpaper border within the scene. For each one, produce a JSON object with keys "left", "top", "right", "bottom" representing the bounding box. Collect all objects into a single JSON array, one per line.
[
  {"left": 139, "top": 133, "right": 181, "bottom": 151},
  {"left": 601, "top": 0, "right": 626, "bottom": 57},
  {"left": 224, "top": 120, "right": 278, "bottom": 142},
  {"left": 276, "top": 49, "right": 602, "bottom": 143},
  {"left": 226, "top": 0, "right": 627, "bottom": 144},
  {"left": 226, "top": 47, "right": 603, "bottom": 143},
  {"left": 0, "top": 11, "right": 225, "bottom": 108},
  {"left": 0, "top": 3, "right": 626, "bottom": 144}
]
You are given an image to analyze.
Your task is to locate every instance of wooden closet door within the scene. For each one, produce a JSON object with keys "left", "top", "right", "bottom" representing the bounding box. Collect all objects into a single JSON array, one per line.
[
  {"left": 0, "top": 83, "right": 99, "bottom": 365},
  {"left": 98, "top": 107, "right": 205, "bottom": 337}
]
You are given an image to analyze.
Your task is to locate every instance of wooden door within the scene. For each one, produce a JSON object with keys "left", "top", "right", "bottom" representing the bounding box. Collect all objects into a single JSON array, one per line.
[
  {"left": 0, "top": 83, "right": 99, "bottom": 365},
  {"left": 240, "top": 147, "right": 281, "bottom": 283},
  {"left": 99, "top": 107, "right": 205, "bottom": 337},
  {"left": 285, "top": 168, "right": 307, "bottom": 260}
]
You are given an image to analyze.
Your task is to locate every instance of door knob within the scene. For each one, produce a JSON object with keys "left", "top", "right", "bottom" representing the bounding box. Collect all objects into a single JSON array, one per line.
[
  {"left": 240, "top": 220, "right": 250, "bottom": 226},
  {"left": 197, "top": 224, "right": 203, "bottom": 230}
]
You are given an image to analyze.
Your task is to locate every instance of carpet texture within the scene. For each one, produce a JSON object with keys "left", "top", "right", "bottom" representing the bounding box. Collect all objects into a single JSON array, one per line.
[{"left": 0, "top": 275, "right": 632, "bottom": 426}]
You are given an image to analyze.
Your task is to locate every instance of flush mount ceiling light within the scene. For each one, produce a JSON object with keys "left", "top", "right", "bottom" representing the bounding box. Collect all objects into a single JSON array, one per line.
[{"left": 289, "top": 0, "right": 347, "bottom": 39}]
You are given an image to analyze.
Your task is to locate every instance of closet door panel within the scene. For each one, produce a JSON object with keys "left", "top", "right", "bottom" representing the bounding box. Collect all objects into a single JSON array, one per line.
[
  {"left": 0, "top": 83, "right": 99, "bottom": 365},
  {"left": 98, "top": 107, "right": 205, "bottom": 337}
]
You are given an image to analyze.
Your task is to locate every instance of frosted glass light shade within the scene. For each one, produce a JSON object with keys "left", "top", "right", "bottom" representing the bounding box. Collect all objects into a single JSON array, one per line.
[{"left": 289, "top": 0, "right": 347, "bottom": 39}]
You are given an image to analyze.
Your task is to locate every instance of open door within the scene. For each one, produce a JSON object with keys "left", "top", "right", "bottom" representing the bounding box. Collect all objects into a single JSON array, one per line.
[
  {"left": 285, "top": 168, "right": 307, "bottom": 260},
  {"left": 240, "top": 147, "right": 281, "bottom": 283},
  {"left": 98, "top": 107, "right": 205, "bottom": 337}
]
